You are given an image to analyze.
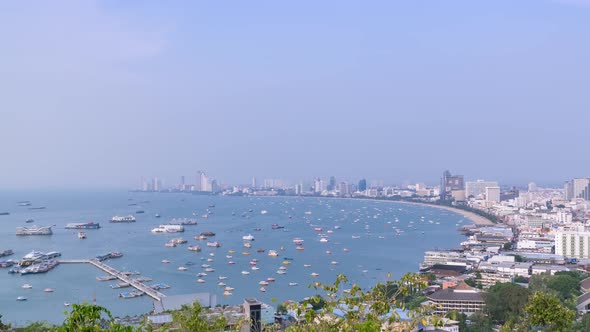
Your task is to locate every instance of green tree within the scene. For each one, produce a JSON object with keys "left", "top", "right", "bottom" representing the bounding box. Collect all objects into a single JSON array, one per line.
[
  {"left": 0, "top": 314, "right": 9, "bottom": 331},
  {"left": 573, "top": 314, "right": 590, "bottom": 332},
  {"left": 483, "top": 282, "right": 529, "bottom": 323},
  {"left": 530, "top": 272, "right": 582, "bottom": 303},
  {"left": 54, "top": 303, "right": 135, "bottom": 332},
  {"left": 162, "top": 301, "right": 227, "bottom": 332},
  {"left": 513, "top": 275, "right": 528, "bottom": 283},
  {"left": 524, "top": 292, "right": 576, "bottom": 332}
]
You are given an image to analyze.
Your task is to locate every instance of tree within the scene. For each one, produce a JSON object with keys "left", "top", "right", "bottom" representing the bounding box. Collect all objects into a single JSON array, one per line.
[
  {"left": 513, "top": 275, "right": 528, "bottom": 284},
  {"left": 483, "top": 283, "right": 529, "bottom": 323},
  {"left": 0, "top": 314, "right": 9, "bottom": 331},
  {"left": 546, "top": 274, "right": 580, "bottom": 302},
  {"left": 55, "top": 303, "right": 135, "bottom": 332},
  {"left": 573, "top": 314, "right": 590, "bottom": 332},
  {"left": 163, "top": 301, "right": 227, "bottom": 332},
  {"left": 524, "top": 292, "right": 576, "bottom": 332}
]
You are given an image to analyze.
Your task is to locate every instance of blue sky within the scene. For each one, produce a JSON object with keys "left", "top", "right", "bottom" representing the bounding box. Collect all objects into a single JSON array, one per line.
[{"left": 1, "top": 0, "right": 589, "bottom": 189}]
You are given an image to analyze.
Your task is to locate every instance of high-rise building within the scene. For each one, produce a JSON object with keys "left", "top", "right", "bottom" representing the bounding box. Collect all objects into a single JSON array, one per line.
[
  {"left": 441, "top": 170, "right": 465, "bottom": 200},
  {"left": 485, "top": 187, "right": 501, "bottom": 203},
  {"left": 295, "top": 183, "right": 303, "bottom": 195},
  {"left": 528, "top": 182, "right": 537, "bottom": 192},
  {"left": 179, "top": 176, "right": 185, "bottom": 190},
  {"left": 338, "top": 182, "right": 350, "bottom": 195},
  {"left": 465, "top": 180, "right": 499, "bottom": 199},
  {"left": 195, "top": 171, "right": 203, "bottom": 192},
  {"left": 328, "top": 176, "right": 336, "bottom": 191},
  {"left": 251, "top": 177, "right": 257, "bottom": 189},
  {"left": 563, "top": 178, "right": 590, "bottom": 201},
  {"left": 140, "top": 177, "right": 148, "bottom": 191},
  {"left": 555, "top": 227, "right": 590, "bottom": 258},
  {"left": 358, "top": 179, "right": 367, "bottom": 192},
  {"left": 314, "top": 178, "right": 324, "bottom": 193}
]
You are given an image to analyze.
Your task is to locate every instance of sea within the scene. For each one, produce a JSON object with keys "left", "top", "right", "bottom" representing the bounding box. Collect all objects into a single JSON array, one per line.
[{"left": 0, "top": 190, "right": 468, "bottom": 325}]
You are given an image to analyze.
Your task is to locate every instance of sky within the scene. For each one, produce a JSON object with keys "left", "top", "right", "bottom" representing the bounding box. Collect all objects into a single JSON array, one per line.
[{"left": 1, "top": 0, "right": 589, "bottom": 189}]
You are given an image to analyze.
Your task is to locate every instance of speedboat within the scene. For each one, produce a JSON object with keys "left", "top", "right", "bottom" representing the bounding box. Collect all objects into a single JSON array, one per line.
[
  {"left": 218, "top": 276, "right": 228, "bottom": 280},
  {"left": 242, "top": 234, "right": 255, "bottom": 241},
  {"left": 251, "top": 266, "right": 260, "bottom": 271},
  {"left": 161, "top": 260, "right": 171, "bottom": 264},
  {"left": 311, "top": 272, "right": 319, "bottom": 277},
  {"left": 44, "top": 288, "right": 54, "bottom": 293},
  {"left": 241, "top": 271, "right": 250, "bottom": 275},
  {"left": 16, "top": 296, "right": 27, "bottom": 301},
  {"left": 178, "top": 266, "right": 188, "bottom": 271},
  {"left": 259, "top": 281, "right": 269, "bottom": 286},
  {"left": 197, "top": 279, "right": 205, "bottom": 283},
  {"left": 21, "top": 284, "right": 32, "bottom": 289},
  {"left": 64, "top": 302, "right": 71, "bottom": 307},
  {"left": 259, "top": 287, "right": 266, "bottom": 292},
  {"left": 303, "top": 264, "right": 312, "bottom": 268},
  {"left": 288, "top": 282, "right": 298, "bottom": 286}
]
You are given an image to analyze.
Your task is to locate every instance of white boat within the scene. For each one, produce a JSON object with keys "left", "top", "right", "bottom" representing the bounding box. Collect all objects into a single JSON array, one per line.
[
  {"left": 288, "top": 282, "right": 298, "bottom": 286},
  {"left": 242, "top": 234, "right": 255, "bottom": 241},
  {"left": 197, "top": 272, "right": 207, "bottom": 277},
  {"left": 352, "top": 235, "right": 361, "bottom": 239},
  {"left": 268, "top": 250, "right": 279, "bottom": 257},
  {"left": 207, "top": 242, "right": 221, "bottom": 248},
  {"left": 44, "top": 288, "right": 54, "bottom": 293},
  {"left": 320, "top": 238, "right": 329, "bottom": 243},
  {"left": 311, "top": 272, "right": 319, "bottom": 277},
  {"left": 241, "top": 271, "right": 250, "bottom": 275},
  {"left": 110, "top": 215, "right": 136, "bottom": 223},
  {"left": 303, "top": 264, "right": 312, "bottom": 268},
  {"left": 251, "top": 266, "right": 260, "bottom": 271},
  {"left": 224, "top": 286, "right": 234, "bottom": 291},
  {"left": 218, "top": 276, "right": 228, "bottom": 280},
  {"left": 21, "top": 284, "right": 32, "bottom": 289},
  {"left": 260, "top": 210, "right": 268, "bottom": 215},
  {"left": 243, "top": 242, "right": 252, "bottom": 248},
  {"left": 330, "top": 261, "right": 339, "bottom": 265},
  {"left": 218, "top": 282, "right": 226, "bottom": 286},
  {"left": 78, "top": 231, "right": 87, "bottom": 239},
  {"left": 197, "top": 279, "right": 205, "bottom": 283},
  {"left": 205, "top": 268, "right": 215, "bottom": 272},
  {"left": 259, "top": 287, "right": 266, "bottom": 292},
  {"left": 152, "top": 225, "right": 185, "bottom": 233},
  {"left": 16, "top": 296, "right": 27, "bottom": 301},
  {"left": 223, "top": 291, "right": 232, "bottom": 296},
  {"left": 292, "top": 238, "right": 304, "bottom": 245},
  {"left": 64, "top": 302, "right": 71, "bottom": 307},
  {"left": 259, "top": 280, "right": 269, "bottom": 286},
  {"left": 161, "top": 260, "right": 171, "bottom": 264},
  {"left": 276, "top": 270, "right": 286, "bottom": 275},
  {"left": 178, "top": 267, "right": 188, "bottom": 271}
]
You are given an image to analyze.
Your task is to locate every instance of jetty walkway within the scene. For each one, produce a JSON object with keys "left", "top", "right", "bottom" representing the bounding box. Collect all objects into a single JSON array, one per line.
[{"left": 59, "top": 259, "right": 166, "bottom": 301}]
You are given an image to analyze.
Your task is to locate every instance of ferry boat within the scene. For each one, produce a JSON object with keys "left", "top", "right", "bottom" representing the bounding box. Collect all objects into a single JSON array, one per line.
[
  {"left": 110, "top": 215, "right": 136, "bottom": 223},
  {"left": 65, "top": 222, "right": 100, "bottom": 229},
  {"left": 151, "top": 225, "right": 185, "bottom": 233},
  {"left": 78, "top": 231, "right": 87, "bottom": 239},
  {"left": 16, "top": 226, "right": 52, "bottom": 236},
  {"left": 242, "top": 234, "right": 255, "bottom": 241},
  {"left": 19, "top": 251, "right": 61, "bottom": 266}
]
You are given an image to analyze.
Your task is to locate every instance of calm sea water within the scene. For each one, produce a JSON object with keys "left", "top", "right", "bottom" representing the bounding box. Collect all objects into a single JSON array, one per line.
[{"left": 0, "top": 191, "right": 468, "bottom": 325}]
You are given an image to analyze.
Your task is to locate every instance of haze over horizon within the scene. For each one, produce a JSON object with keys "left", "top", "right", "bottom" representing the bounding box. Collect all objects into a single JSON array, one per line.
[{"left": 1, "top": 0, "right": 590, "bottom": 189}]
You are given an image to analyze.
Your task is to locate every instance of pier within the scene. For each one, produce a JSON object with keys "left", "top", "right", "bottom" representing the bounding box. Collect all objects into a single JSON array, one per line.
[{"left": 59, "top": 259, "right": 166, "bottom": 301}]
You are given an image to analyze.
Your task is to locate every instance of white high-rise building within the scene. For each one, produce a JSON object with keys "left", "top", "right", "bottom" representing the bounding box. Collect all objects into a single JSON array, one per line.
[
  {"left": 314, "top": 178, "right": 324, "bottom": 193},
  {"left": 251, "top": 177, "right": 257, "bottom": 189},
  {"left": 466, "top": 180, "right": 499, "bottom": 199},
  {"left": 555, "top": 227, "right": 590, "bottom": 258},
  {"left": 200, "top": 172, "right": 211, "bottom": 192},
  {"left": 485, "top": 187, "right": 501, "bottom": 203}
]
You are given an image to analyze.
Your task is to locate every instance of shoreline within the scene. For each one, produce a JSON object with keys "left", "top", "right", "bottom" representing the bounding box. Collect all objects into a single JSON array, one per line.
[{"left": 318, "top": 196, "right": 495, "bottom": 226}]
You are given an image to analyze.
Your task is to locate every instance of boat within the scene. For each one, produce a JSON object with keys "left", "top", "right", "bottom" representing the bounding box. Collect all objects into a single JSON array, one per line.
[
  {"left": 242, "top": 252, "right": 250, "bottom": 256},
  {"left": 292, "top": 238, "right": 304, "bottom": 245},
  {"left": 267, "top": 277, "right": 276, "bottom": 282},
  {"left": 169, "top": 218, "right": 198, "bottom": 225},
  {"left": 151, "top": 225, "right": 185, "bottom": 233},
  {"left": 271, "top": 224, "right": 284, "bottom": 230},
  {"left": 16, "top": 226, "right": 52, "bottom": 236},
  {"left": 259, "top": 280, "right": 269, "bottom": 286},
  {"left": 110, "top": 283, "right": 130, "bottom": 289},
  {"left": 197, "top": 279, "right": 206, "bottom": 283},
  {"left": 288, "top": 282, "right": 298, "bottom": 286},
  {"left": 218, "top": 276, "right": 228, "bottom": 280},
  {"left": 242, "top": 234, "right": 255, "bottom": 241},
  {"left": 188, "top": 246, "right": 202, "bottom": 252},
  {"left": 44, "top": 288, "right": 54, "bottom": 293},
  {"left": 197, "top": 272, "right": 207, "bottom": 277},
  {"left": 0, "top": 260, "right": 15, "bottom": 268},
  {"left": 155, "top": 214, "right": 161, "bottom": 218},
  {"left": 178, "top": 266, "right": 188, "bottom": 271},
  {"left": 29, "top": 207, "right": 46, "bottom": 210},
  {"left": 228, "top": 261, "right": 235, "bottom": 265},
  {"left": 228, "top": 250, "right": 235, "bottom": 254},
  {"left": 205, "top": 268, "right": 215, "bottom": 272},
  {"left": 241, "top": 271, "right": 250, "bottom": 275},
  {"left": 276, "top": 270, "right": 286, "bottom": 275},
  {"left": 223, "top": 291, "right": 232, "bottom": 296},
  {"left": 314, "top": 227, "right": 323, "bottom": 232},
  {"left": 78, "top": 231, "right": 87, "bottom": 239},
  {"left": 320, "top": 238, "right": 329, "bottom": 243},
  {"left": 352, "top": 235, "right": 361, "bottom": 239},
  {"left": 343, "top": 248, "right": 350, "bottom": 252},
  {"left": 251, "top": 266, "right": 260, "bottom": 270},
  {"left": 207, "top": 242, "right": 221, "bottom": 248},
  {"left": 16, "top": 296, "right": 27, "bottom": 301},
  {"left": 0, "top": 250, "right": 14, "bottom": 257},
  {"left": 331, "top": 261, "right": 339, "bottom": 265},
  {"left": 65, "top": 222, "right": 100, "bottom": 229},
  {"left": 325, "top": 250, "right": 332, "bottom": 254},
  {"left": 296, "top": 246, "right": 305, "bottom": 251},
  {"left": 268, "top": 250, "right": 279, "bottom": 257},
  {"left": 260, "top": 210, "right": 268, "bottom": 215},
  {"left": 200, "top": 232, "right": 216, "bottom": 237},
  {"left": 21, "top": 284, "right": 33, "bottom": 289},
  {"left": 110, "top": 215, "right": 136, "bottom": 223},
  {"left": 135, "top": 210, "right": 145, "bottom": 214},
  {"left": 284, "top": 257, "right": 294, "bottom": 261},
  {"left": 64, "top": 302, "right": 71, "bottom": 307},
  {"left": 256, "top": 249, "right": 265, "bottom": 253},
  {"left": 19, "top": 250, "right": 61, "bottom": 266},
  {"left": 282, "top": 261, "right": 291, "bottom": 265},
  {"left": 165, "top": 242, "right": 176, "bottom": 247},
  {"left": 96, "top": 275, "right": 117, "bottom": 281},
  {"left": 162, "top": 260, "right": 171, "bottom": 264},
  {"left": 218, "top": 282, "right": 226, "bottom": 286},
  {"left": 311, "top": 272, "right": 319, "bottom": 277},
  {"left": 25, "top": 219, "right": 34, "bottom": 223}
]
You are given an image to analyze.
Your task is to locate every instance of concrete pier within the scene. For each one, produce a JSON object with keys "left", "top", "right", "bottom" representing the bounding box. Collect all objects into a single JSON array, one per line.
[{"left": 59, "top": 259, "right": 166, "bottom": 301}]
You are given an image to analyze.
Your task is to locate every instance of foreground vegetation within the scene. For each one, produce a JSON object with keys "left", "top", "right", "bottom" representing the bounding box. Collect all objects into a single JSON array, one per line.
[{"left": 1, "top": 271, "right": 588, "bottom": 331}]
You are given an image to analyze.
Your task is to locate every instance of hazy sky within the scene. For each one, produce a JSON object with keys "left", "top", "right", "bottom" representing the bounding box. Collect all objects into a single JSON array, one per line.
[{"left": 1, "top": 0, "right": 589, "bottom": 189}]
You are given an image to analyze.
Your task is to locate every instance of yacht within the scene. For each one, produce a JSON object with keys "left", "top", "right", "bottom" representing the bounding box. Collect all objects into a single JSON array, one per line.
[
  {"left": 242, "top": 234, "right": 255, "bottom": 241},
  {"left": 65, "top": 222, "right": 100, "bottom": 229},
  {"left": 268, "top": 250, "right": 279, "bottom": 257},
  {"left": 16, "top": 226, "right": 52, "bottom": 236},
  {"left": 178, "top": 266, "right": 188, "bottom": 271},
  {"left": 320, "top": 237, "right": 329, "bottom": 243},
  {"left": 197, "top": 279, "right": 206, "bottom": 283},
  {"left": 110, "top": 215, "right": 136, "bottom": 223},
  {"left": 151, "top": 225, "right": 184, "bottom": 233}
]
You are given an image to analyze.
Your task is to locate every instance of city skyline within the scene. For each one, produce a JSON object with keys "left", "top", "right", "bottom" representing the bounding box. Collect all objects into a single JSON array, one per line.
[{"left": 2, "top": 0, "right": 590, "bottom": 189}]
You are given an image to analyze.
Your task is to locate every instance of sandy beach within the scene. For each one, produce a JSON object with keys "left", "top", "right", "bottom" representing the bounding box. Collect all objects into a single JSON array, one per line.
[{"left": 336, "top": 197, "right": 495, "bottom": 226}]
